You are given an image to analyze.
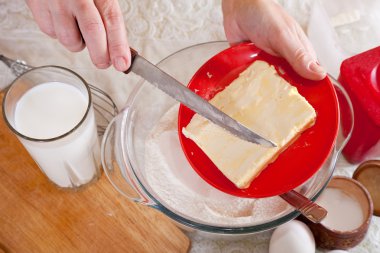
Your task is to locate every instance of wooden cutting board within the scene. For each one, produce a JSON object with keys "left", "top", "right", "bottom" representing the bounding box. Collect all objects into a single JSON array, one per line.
[{"left": 0, "top": 92, "right": 190, "bottom": 253}]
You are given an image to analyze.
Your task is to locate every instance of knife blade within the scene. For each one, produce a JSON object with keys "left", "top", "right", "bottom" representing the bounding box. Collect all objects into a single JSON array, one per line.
[{"left": 125, "top": 48, "right": 276, "bottom": 148}]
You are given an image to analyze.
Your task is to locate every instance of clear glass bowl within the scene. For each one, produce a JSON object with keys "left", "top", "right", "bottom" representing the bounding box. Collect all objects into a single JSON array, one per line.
[{"left": 101, "top": 41, "right": 354, "bottom": 235}]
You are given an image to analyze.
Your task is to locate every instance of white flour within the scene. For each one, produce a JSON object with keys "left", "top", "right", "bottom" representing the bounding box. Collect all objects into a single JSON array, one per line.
[{"left": 144, "top": 105, "right": 289, "bottom": 226}]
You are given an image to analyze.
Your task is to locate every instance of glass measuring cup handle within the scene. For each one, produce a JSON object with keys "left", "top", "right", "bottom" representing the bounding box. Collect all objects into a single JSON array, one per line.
[
  {"left": 101, "top": 107, "right": 154, "bottom": 205},
  {"left": 328, "top": 74, "right": 355, "bottom": 156}
]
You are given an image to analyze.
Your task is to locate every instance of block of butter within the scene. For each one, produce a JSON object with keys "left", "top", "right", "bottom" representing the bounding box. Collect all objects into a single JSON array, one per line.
[{"left": 182, "top": 60, "right": 316, "bottom": 189}]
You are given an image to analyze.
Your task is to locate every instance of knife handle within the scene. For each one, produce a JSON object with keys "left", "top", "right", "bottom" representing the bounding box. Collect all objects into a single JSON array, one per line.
[{"left": 124, "top": 48, "right": 138, "bottom": 74}]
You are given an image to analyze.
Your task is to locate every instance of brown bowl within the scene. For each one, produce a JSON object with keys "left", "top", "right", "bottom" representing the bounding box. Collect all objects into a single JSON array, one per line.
[
  {"left": 300, "top": 176, "right": 373, "bottom": 250},
  {"left": 353, "top": 160, "right": 380, "bottom": 216}
]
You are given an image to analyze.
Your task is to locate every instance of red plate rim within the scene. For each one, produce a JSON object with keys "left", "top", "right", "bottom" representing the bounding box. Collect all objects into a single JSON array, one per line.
[{"left": 178, "top": 42, "right": 339, "bottom": 198}]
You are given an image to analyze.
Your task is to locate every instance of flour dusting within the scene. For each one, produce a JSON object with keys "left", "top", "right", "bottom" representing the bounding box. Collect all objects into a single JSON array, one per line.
[{"left": 144, "top": 105, "right": 289, "bottom": 226}]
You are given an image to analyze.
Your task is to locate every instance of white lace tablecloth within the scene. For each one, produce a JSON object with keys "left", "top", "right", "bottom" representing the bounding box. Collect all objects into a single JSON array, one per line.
[{"left": 0, "top": 1, "right": 379, "bottom": 252}]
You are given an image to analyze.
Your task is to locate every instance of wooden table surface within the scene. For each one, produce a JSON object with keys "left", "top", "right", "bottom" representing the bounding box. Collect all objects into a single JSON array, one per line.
[{"left": 0, "top": 93, "right": 190, "bottom": 253}]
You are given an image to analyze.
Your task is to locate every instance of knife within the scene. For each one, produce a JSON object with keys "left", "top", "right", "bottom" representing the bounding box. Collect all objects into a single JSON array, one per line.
[{"left": 125, "top": 48, "right": 276, "bottom": 148}]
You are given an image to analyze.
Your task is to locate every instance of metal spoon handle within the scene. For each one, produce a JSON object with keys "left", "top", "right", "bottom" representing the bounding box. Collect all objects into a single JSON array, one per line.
[
  {"left": 0, "top": 54, "right": 32, "bottom": 77},
  {"left": 280, "top": 190, "right": 327, "bottom": 223}
]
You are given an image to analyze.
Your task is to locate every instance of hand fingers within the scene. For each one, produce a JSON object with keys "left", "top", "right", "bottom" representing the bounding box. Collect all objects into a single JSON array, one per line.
[
  {"left": 26, "top": 0, "right": 56, "bottom": 38},
  {"left": 223, "top": 17, "right": 280, "bottom": 56},
  {"left": 48, "top": 1, "right": 84, "bottom": 52},
  {"left": 222, "top": 1, "right": 281, "bottom": 57},
  {"left": 95, "top": 0, "right": 130, "bottom": 71},
  {"left": 222, "top": 0, "right": 325, "bottom": 81},
  {"left": 264, "top": 2, "right": 325, "bottom": 80},
  {"left": 296, "top": 25, "right": 317, "bottom": 60},
  {"left": 74, "top": 1, "right": 110, "bottom": 69},
  {"left": 273, "top": 28, "right": 326, "bottom": 81}
]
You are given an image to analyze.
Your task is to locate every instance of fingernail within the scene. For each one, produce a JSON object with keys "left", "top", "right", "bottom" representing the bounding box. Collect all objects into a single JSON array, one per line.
[
  {"left": 96, "top": 62, "right": 111, "bottom": 69},
  {"left": 308, "top": 61, "right": 326, "bottom": 74},
  {"left": 114, "top": 56, "right": 128, "bottom": 71}
]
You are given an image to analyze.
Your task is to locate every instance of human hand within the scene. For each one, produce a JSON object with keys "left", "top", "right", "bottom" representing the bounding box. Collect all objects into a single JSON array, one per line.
[
  {"left": 26, "top": 0, "right": 131, "bottom": 71},
  {"left": 222, "top": 0, "right": 326, "bottom": 81}
]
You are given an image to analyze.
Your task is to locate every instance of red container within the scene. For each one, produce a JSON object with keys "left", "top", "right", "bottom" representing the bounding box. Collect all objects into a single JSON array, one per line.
[{"left": 338, "top": 46, "right": 380, "bottom": 164}]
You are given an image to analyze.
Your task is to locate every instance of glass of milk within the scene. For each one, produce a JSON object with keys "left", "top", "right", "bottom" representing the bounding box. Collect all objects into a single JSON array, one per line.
[{"left": 3, "top": 66, "right": 101, "bottom": 189}]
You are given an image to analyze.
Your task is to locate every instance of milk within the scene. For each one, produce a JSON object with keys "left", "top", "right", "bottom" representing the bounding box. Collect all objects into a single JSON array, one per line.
[{"left": 14, "top": 82, "right": 100, "bottom": 188}]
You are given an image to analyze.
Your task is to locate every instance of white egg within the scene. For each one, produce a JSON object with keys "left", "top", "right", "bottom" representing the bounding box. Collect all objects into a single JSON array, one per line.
[
  {"left": 326, "top": 250, "right": 348, "bottom": 253},
  {"left": 269, "top": 220, "right": 315, "bottom": 253}
]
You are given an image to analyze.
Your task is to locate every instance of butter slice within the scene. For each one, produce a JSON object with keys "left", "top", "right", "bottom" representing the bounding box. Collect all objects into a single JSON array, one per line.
[{"left": 182, "top": 61, "right": 316, "bottom": 189}]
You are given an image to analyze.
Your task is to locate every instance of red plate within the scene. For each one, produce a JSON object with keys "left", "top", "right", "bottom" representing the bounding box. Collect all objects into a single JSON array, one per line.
[{"left": 178, "top": 43, "right": 339, "bottom": 198}]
